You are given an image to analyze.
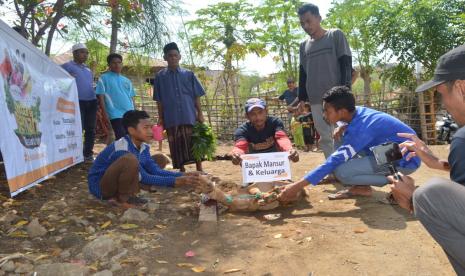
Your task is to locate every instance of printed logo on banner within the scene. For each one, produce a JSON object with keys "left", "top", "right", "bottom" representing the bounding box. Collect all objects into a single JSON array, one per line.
[{"left": 0, "top": 48, "right": 41, "bottom": 149}]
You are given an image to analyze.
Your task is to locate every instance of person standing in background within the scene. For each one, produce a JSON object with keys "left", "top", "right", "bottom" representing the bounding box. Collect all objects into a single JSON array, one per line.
[
  {"left": 153, "top": 42, "right": 205, "bottom": 172},
  {"left": 61, "top": 43, "right": 97, "bottom": 162},
  {"left": 96, "top": 53, "right": 136, "bottom": 140}
]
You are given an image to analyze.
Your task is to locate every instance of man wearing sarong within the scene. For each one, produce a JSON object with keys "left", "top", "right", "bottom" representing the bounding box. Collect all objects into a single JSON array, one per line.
[{"left": 153, "top": 42, "right": 205, "bottom": 172}]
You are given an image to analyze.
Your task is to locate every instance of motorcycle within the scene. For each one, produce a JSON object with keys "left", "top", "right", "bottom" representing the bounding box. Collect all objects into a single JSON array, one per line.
[{"left": 435, "top": 113, "right": 459, "bottom": 143}]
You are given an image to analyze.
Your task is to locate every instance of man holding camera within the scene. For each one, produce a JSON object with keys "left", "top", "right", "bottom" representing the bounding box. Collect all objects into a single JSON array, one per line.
[
  {"left": 388, "top": 45, "right": 465, "bottom": 275},
  {"left": 279, "top": 86, "right": 421, "bottom": 201}
]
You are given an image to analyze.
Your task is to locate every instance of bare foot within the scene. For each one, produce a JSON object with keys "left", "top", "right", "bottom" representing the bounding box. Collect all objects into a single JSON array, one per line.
[{"left": 108, "top": 198, "right": 136, "bottom": 209}]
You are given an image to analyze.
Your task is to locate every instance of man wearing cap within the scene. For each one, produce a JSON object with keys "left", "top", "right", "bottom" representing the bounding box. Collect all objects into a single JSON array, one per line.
[
  {"left": 230, "top": 98, "right": 299, "bottom": 166},
  {"left": 153, "top": 42, "right": 205, "bottom": 172},
  {"left": 275, "top": 78, "right": 298, "bottom": 126},
  {"left": 61, "top": 43, "right": 97, "bottom": 162},
  {"left": 292, "top": 3, "right": 352, "bottom": 159},
  {"left": 387, "top": 45, "right": 465, "bottom": 275}
]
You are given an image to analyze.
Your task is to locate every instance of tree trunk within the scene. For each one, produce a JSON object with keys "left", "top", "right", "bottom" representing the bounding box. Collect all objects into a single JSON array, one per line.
[
  {"left": 360, "top": 67, "right": 372, "bottom": 106},
  {"left": 283, "top": 8, "right": 294, "bottom": 79},
  {"left": 110, "top": 4, "right": 119, "bottom": 54},
  {"left": 44, "top": 0, "right": 65, "bottom": 56}
]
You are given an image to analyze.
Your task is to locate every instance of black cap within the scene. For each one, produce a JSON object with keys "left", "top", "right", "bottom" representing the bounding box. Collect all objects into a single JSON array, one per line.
[
  {"left": 163, "top": 42, "right": 180, "bottom": 55},
  {"left": 416, "top": 44, "right": 465, "bottom": 92}
]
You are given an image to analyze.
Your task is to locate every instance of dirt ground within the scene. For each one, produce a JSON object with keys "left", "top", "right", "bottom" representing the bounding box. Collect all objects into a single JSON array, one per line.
[{"left": 0, "top": 143, "right": 456, "bottom": 276}]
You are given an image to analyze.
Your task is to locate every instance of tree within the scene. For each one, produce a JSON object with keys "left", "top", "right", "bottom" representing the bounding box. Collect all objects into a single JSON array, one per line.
[
  {"left": 372, "top": 0, "right": 465, "bottom": 89},
  {"left": 326, "top": 0, "right": 386, "bottom": 105},
  {"left": 103, "top": 0, "right": 172, "bottom": 54},
  {"left": 253, "top": 0, "right": 304, "bottom": 80},
  {"left": 187, "top": 0, "right": 267, "bottom": 103},
  {"left": 8, "top": 0, "right": 92, "bottom": 55}
]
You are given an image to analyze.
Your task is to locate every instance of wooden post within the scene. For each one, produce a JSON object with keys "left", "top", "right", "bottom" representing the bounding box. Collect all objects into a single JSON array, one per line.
[{"left": 416, "top": 62, "right": 428, "bottom": 141}]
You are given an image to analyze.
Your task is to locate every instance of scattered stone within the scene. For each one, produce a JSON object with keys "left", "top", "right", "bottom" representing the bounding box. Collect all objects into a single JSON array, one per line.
[
  {"left": 26, "top": 218, "right": 47, "bottom": 238},
  {"left": 120, "top": 208, "right": 149, "bottom": 223},
  {"left": 133, "top": 243, "right": 149, "bottom": 250},
  {"left": 59, "top": 228, "right": 68, "bottom": 233},
  {"left": 57, "top": 233, "right": 82, "bottom": 249},
  {"left": 93, "top": 269, "right": 113, "bottom": 276},
  {"left": 145, "top": 203, "right": 160, "bottom": 213},
  {"left": 0, "top": 210, "right": 19, "bottom": 224},
  {"left": 82, "top": 236, "right": 117, "bottom": 261},
  {"left": 106, "top": 213, "right": 116, "bottom": 220},
  {"left": 47, "top": 214, "right": 62, "bottom": 222},
  {"left": 15, "top": 262, "right": 33, "bottom": 274},
  {"left": 155, "top": 268, "right": 169, "bottom": 275},
  {"left": 110, "top": 249, "right": 128, "bottom": 263},
  {"left": 35, "top": 263, "right": 89, "bottom": 276},
  {"left": 40, "top": 201, "right": 67, "bottom": 212},
  {"left": 86, "top": 226, "right": 96, "bottom": 234},
  {"left": 176, "top": 203, "right": 195, "bottom": 215},
  {"left": 21, "top": 241, "right": 33, "bottom": 250},
  {"left": 60, "top": 250, "right": 71, "bottom": 259},
  {"left": 69, "top": 216, "right": 90, "bottom": 227},
  {"left": 138, "top": 267, "right": 148, "bottom": 274},
  {"left": 1, "top": 261, "right": 16, "bottom": 272},
  {"left": 110, "top": 262, "right": 122, "bottom": 272}
]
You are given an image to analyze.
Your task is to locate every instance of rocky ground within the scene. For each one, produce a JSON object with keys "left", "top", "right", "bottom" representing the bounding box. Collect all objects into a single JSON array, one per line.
[{"left": 0, "top": 143, "right": 456, "bottom": 276}]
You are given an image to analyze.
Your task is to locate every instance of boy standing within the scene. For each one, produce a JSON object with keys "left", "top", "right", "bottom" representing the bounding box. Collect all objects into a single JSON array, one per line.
[
  {"left": 153, "top": 42, "right": 205, "bottom": 172},
  {"left": 96, "top": 53, "right": 135, "bottom": 140},
  {"left": 88, "top": 110, "right": 201, "bottom": 208},
  {"left": 231, "top": 98, "right": 299, "bottom": 165}
]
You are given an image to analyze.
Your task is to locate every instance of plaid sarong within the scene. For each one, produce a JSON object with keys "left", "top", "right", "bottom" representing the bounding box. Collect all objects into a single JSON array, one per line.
[{"left": 166, "top": 125, "right": 196, "bottom": 169}]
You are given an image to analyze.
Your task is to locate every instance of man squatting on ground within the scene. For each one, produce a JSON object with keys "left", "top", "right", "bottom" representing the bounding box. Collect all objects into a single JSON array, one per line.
[
  {"left": 388, "top": 44, "right": 465, "bottom": 275},
  {"left": 279, "top": 86, "right": 421, "bottom": 201}
]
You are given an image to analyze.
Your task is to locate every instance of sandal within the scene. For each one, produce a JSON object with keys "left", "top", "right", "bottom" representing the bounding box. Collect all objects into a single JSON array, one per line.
[
  {"left": 328, "top": 188, "right": 372, "bottom": 200},
  {"left": 378, "top": 192, "right": 399, "bottom": 205},
  {"left": 328, "top": 189, "right": 354, "bottom": 200}
]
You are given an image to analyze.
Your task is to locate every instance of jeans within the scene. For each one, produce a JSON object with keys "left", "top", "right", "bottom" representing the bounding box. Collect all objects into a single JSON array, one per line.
[
  {"left": 311, "top": 104, "right": 334, "bottom": 158},
  {"left": 333, "top": 155, "right": 417, "bottom": 186},
  {"left": 79, "top": 100, "right": 98, "bottom": 158}
]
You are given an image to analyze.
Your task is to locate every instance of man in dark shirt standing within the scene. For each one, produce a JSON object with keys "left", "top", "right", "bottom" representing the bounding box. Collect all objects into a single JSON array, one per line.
[
  {"left": 276, "top": 78, "right": 298, "bottom": 125},
  {"left": 293, "top": 3, "right": 352, "bottom": 159},
  {"left": 388, "top": 44, "right": 465, "bottom": 275}
]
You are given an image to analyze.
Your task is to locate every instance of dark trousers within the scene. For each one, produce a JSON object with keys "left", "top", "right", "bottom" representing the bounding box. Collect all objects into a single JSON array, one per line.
[
  {"left": 79, "top": 100, "right": 98, "bottom": 158},
  {"left": 110, "top": 118, "right": 127, "bottom": 140}
]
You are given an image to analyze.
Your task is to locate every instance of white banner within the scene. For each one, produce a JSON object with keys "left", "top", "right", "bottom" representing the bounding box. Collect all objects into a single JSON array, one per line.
[
  {"left": 241, "top": 152, "right": 291, "bottom": 184},
  {"left": 0, "top": 20, "right": 83, "bottom": 197}
]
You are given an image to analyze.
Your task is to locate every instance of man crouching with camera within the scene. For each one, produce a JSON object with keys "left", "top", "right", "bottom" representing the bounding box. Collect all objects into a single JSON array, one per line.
[
  {"left": 388, "top": 45, "right": 465, "bottom": 275},
  {"left": 279, "top": 85, "right": 421, "bottom": 201}
]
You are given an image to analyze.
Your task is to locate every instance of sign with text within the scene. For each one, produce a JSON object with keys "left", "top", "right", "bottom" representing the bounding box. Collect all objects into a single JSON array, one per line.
[
  {"left": 0, "top": 19, "right": 83, "bottom": 197},
  {"left": 241, "top": 152, "right": 291, "bottom": 184}
]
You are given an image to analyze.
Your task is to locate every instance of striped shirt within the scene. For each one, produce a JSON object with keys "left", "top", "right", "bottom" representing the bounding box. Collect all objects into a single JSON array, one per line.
[{"left": 88, "top": 135, "right": 182, "bottom": 198}]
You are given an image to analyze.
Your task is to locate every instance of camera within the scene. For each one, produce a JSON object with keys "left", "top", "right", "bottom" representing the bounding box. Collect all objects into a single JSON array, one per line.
[
  {"left": 370, "top": 142, "right": 403, "bottom": 165},
  {"left": 370, "top": 142, "right": 403, "bottom": 180}
]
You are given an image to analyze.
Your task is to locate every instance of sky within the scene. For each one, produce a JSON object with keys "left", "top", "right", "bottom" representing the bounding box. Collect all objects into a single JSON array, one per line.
[
  {"left": 0, "top": 1, "right": 333, "bottom": 76},
  {"left": 173, "top": 1, "right": 333, "bottom": 76}
]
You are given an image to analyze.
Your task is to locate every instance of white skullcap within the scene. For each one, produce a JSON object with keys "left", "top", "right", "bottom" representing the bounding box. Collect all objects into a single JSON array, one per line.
[{"left": 72, "top": 43, "right": 87, "bottom": 52}]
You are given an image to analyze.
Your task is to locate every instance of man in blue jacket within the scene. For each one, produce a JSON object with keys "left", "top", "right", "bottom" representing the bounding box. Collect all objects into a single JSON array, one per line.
[
  {"left": 88, "top": 110, "right": 201, "bottom": 208},
  {"left": 279, "top": 86, "right": 421, "bottom": 201}
]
